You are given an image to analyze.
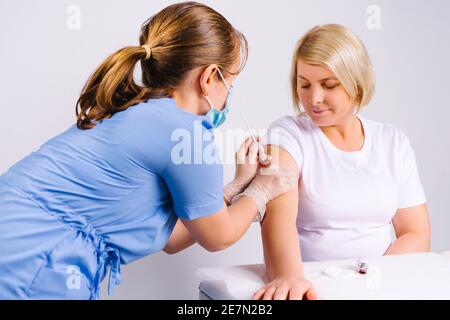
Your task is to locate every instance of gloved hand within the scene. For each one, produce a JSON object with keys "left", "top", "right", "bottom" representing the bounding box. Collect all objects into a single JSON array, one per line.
[
  {"left": 232, "top": 165, "right": 298, "bottom": 222},
  {"left": 223, "top": 137, "right": 272, "bottom": 205}
]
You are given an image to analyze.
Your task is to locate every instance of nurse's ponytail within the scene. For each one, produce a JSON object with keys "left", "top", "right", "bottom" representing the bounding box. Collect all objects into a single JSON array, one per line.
[{"left": 76, "top": 1, "right": 248, "bottom": 130}]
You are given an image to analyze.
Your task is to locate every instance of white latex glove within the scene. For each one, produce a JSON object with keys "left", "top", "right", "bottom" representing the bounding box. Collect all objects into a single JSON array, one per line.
[
  {"left": 232, "top": 165, "right": 298, "bottom": 221},
  {"left": 223, "top": 137, "right": 272, "bottom": 205}
]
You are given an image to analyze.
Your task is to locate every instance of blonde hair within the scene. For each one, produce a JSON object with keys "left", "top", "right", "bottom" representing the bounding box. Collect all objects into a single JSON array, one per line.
[
  {"left": 76, "top": 1, "right": 248, "bottom": 130},
  {"left": 290, "top": 24, "right": 375, "bottom": 114}
]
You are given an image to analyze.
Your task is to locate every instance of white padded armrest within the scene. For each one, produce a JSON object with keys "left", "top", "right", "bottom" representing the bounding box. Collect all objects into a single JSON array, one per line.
[{"left": 197, "top": 252, "right": 450, "bottom": 300}]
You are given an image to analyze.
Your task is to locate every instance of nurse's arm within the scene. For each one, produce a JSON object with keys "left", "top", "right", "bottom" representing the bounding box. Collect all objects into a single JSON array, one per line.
[
  {"left": 163, "top": 194, "right": 259, "bottom": 253},
  {"left": 163, "top": 219, "right": 196, "bottom": 254},
  {"left": 180, "top": 196, "right": 260, "bottom": 252},
  {"left": 254, "top": 146, "right": 315, "bottom": 300},
  {"left": 384, "top": 204, "right": 431, "bottom": 255}
]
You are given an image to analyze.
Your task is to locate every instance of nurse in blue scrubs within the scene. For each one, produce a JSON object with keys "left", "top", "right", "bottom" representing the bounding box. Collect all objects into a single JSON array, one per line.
[{"left": 0, "top": 2, "right": 297, "bottom": 299}]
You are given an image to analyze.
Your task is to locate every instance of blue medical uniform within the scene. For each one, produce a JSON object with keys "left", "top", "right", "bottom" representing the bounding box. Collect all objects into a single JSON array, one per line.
[{"left": 0, "top": 98, "right": 224, "bottom": 299}]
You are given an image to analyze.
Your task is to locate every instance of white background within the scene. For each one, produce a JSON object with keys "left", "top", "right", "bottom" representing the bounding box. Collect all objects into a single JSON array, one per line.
[{"left": 0, "top": 0, "right": 449, "bottom": 299}]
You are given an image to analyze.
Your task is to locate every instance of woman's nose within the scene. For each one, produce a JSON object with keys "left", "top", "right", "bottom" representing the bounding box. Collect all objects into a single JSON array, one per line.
[{"left": 310, "top": 88, "right": 324, "bottom": 105}]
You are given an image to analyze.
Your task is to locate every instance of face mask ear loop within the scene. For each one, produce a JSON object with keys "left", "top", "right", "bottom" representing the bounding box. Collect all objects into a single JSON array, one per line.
[
  {"left": 204, "top": 95, "right": 215, "bottom": 111},
  {"left": 217, "top": 68, "right": 231, "bottom": 93}
]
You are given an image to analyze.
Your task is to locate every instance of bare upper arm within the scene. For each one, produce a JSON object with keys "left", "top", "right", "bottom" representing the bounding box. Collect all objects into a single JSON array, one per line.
[
  {"left": 265, "top": 145, "right": 299, "bottom": 172},
  {"left": 391, "top": 203, "right": 431, "bottom": 238},
  {"left": 261, "top": 145, "right": 300, "bottom": 226}
]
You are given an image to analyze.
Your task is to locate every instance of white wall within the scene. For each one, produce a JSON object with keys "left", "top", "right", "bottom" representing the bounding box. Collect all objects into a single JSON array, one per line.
[{"left": 1, "top": 0, "right": 449, "bottom": 299}]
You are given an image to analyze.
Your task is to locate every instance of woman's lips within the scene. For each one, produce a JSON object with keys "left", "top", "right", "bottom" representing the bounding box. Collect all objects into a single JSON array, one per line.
[{"left": 311, "top": 109, "right": 330, "bottom": 115}]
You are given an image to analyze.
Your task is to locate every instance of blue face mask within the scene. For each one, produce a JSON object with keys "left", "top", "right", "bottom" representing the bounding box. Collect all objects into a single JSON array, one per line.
[{"left": 205, "top": 68, "right": 233, "bottom": 128}]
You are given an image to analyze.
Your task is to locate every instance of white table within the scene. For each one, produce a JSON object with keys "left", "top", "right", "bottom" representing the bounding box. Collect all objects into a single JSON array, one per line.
[{"left": 197, "top": 252, "right": 450, "bottom": 300}]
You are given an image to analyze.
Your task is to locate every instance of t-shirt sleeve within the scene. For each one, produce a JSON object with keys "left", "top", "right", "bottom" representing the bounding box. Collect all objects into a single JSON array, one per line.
[
  {"left": 397, "top": 132, "right": 426, "bottom": 208},
  {"left": 262, "top": 116, "right": 303, "bottom": 169},
  {"left": 161, "top": 119, "right": 224, "bottom": 220}
]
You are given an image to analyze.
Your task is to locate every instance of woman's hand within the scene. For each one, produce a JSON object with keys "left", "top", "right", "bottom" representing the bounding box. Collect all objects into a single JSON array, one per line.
[
  {"left": 253, "top": 276, "right": 317, "bottom": 300},
  {"left": 224, "top": 137, "right": 271, "bottom": 204}
]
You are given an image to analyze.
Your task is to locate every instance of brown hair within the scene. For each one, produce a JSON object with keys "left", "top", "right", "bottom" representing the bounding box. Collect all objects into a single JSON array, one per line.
[{"left": 76, "top": 1, "right": 248, "bottom": 130}]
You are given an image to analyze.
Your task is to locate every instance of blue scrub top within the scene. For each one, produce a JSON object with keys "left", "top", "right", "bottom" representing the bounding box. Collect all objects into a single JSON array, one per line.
[{"left": 0, "top": 97, "right": 224, "bottom": 299}]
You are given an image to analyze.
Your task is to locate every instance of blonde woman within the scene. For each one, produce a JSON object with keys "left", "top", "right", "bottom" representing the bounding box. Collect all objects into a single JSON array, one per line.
[
  {"left": 255, "top": 24, "right": 431, "bottom": 300},
  {"left": 0, "top": 2, "right": 296, "bottom": 299}
]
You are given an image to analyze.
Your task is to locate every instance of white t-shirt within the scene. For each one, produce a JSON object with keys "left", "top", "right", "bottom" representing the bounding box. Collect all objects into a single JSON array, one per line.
[{"left": 263, "top": 115, "right": 426, "bottom": 261}]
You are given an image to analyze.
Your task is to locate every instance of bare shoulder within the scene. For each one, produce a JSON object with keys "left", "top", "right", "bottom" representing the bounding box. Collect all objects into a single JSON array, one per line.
[{"left": 265, "top": 145, "right": 300, "bottom": 173}]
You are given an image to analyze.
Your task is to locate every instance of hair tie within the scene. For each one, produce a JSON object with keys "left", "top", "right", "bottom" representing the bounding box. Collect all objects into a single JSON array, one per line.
[{"left": 141, "top": 44, "right": 152, "bottom": 60}]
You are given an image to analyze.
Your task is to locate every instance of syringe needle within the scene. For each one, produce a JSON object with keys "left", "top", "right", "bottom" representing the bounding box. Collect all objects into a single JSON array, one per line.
[{"left": 240, "top": 113, "right": 269, "bottom": 163}]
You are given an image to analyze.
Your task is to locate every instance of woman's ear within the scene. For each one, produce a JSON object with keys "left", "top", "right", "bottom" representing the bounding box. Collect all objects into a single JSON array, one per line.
[{"left": 199, "top": 64, "right": 219, "bottom": 96}]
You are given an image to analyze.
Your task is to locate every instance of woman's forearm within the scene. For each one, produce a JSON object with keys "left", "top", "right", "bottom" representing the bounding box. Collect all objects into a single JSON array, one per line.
[
  {"left": 263, "top": 222, "right": 304, "bottom": 280},
  {"left": 261, "top": 190, "right": 304, "bottom": 280},
  {"left": 384, "top": 232, "right": 430, "bottom": 255},
  {"left": 259, "top": 145, "right": 304, "bottom": 280}
]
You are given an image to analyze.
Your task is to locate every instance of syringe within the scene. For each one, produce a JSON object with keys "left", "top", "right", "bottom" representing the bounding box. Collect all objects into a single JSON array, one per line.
[{"left": 240, "top": 113, "right": 270, "bottom": 164}]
